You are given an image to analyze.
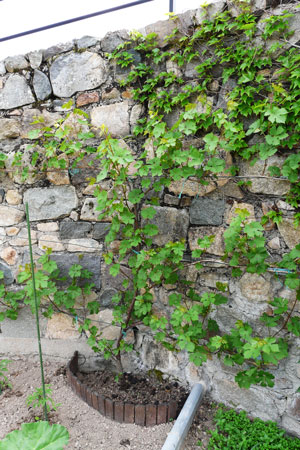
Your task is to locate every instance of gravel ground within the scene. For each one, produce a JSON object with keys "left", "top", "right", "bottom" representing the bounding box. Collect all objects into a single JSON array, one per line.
[{"left": 0, "top": 356, "right": 216, "bottom": 449}]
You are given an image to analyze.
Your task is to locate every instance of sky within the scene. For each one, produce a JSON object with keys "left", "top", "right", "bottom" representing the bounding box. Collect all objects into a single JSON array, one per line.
[{"left": 0, "top": 0, "right": 203, "bottom": 61}]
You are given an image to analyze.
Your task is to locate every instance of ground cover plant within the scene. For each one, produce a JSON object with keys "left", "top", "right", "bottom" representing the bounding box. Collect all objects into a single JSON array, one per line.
[
  {"left": 0, "top": 5, "right": 299, "bottom": 395},
  {"left": 200, "top": 408, "right": 300, "bottom": 449},
  {"left": 0, "top": 421, "right": 69, "bottom": 450}
]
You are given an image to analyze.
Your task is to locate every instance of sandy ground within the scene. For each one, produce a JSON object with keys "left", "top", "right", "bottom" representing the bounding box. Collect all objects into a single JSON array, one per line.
[{"left": 0, "top": 356, "right": 215, "bottom": 449}]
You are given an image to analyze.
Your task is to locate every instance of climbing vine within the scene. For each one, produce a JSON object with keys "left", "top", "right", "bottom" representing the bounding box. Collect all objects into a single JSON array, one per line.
[{"left": 0, "top": 7, "right": 299, "bottom": 389}]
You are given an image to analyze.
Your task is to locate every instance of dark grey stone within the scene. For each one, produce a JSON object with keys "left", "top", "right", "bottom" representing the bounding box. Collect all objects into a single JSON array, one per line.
[
  {"left": 76, "top": 36, "right": 98, "bottom": 50},
  {"left": 92, "top": 223, "right": 110, "bottom": 240},
  {"left": 190, "top": 198, "right": 225, "bottom": 226},
  {"left": 0, "top": 188, "right": 4, "bottom": 203},
  {"left": 59, "top": 221, "right": 92, "bottom": 239},
  {"left": 99, "top": 288, "right": 118, "bottom": 307},
  {"left": 33, "top": 70, "right": 52, "bottom": 100},
  {"left": 128, "top": 49, "right": 142, "bottom": 64},
  {"left": 216, "top": 78, "right": 237, "bottom": 110},
  {"left": 0, "top": 262, "right": 14, "bottom": 285},
  {"left": 101, "top": 30, "right": 129, "bottom": 53},
  {"left": 43, "top": 42, "right": 74, "bottom": 60},
  {"left": 142, "top": 206, "right": 189, "bottom": 246},
  {"left": 22, "top": 253, "right": 101, "bottom": 290}
]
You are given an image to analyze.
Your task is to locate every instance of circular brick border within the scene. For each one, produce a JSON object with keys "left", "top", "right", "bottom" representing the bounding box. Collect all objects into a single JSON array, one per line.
[{"left": 67, "top": 351, "right": 180, "bottom": 426}]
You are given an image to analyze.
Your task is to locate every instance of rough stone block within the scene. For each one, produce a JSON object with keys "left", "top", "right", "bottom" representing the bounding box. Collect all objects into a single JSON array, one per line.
[
  {"left": 80, "top": 198, "right": 108, "bottom": 222},
  {"left": 239, "top": 273, "right": 271, "bottom": 302},
  {"left": 0, "top": 261, "right": 14, "bottom": 285},
  {"left": 190, "top": 198, "right": 225, "bottom": 225},
  {"left": 6, "top": 190, "right": 22, "bottom": 205},
  {"left": 5, "top": 55, "right": 28, "bottom": 72},
  {"left": 39, "top": 234, "right": 65, "bottom": 251},
  {"left": 0, "top": 119, "right": 21, "bottom": 139},
  {"left": 188, "top": 227, "right": 225, "bottom": 256},
  {"left": 45, "top": 313, "right": 80, "bottom": 339},
  {"left": 23, "top": 186, "right": 78, "bottom": 221},
  {"left": 33, "top": 70, "right": 52, "bottom": 100},
  {"left": 239, "top": 156, "right": 290, "bottom": 195},
  {"left": 50, "top": 52, "right": 107, "bottom": 97},
  {"left": 92, "top": 223, "right": 110, "bottom": 240},
  {"left": 142, "top": 206, "right": 189, "bottom": 246},
  {"left": 0, "top": 206, "right": 24, "bottom": 226},
  {"left": 76, "top": 35, "right": 98, "bottom": 50},
  {"left": 76, "top": 91, "right": 99, "bottom": 107},
  {"left": 0, "top": 247, "right": 17, "bottom": 265},
  {"left": 0, "top": 75, "right": 34, "bottom": 110},
  {"left": 67, "top": 238, "right": 101, "bottom": 253},
  {"left": 226, "top": 202, "right": 255, "bottom": 224},
  {"left": 90, "top": 101, "right": 130, "bottom": 137},
  {"left": 278, "top": 218, "right": 300, "bottom": 249},
  {"left": 60, "top": 221, "right": 92, "bottom": 240},
  {"left": 49, "top": 253, "right": 101, "bottom": 289}
]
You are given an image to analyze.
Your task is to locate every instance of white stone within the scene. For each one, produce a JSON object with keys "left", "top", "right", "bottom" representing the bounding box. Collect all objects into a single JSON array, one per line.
[
  {"left": 0, "top": 74, "right": 34, "bottom": 110},
  {"left": 28, "top": 50, "right": 43, "bottom": 69},
  {"left": 0, "top": 247, "right": 17, "bottom": 265},
  {"left": 267, "top": 237, "right": 281, "bottom": 250},
  {"left": 39, "top": 234, "right": 65, "bottom": 251},
  {"left": 67, "top": 239, "right": 101, "bottom": 253},
  {"left": 45, "top": 313, "right": 80, "bottom": 339},
  {"left": 240, "top": 273, "right": 271, "bottom": 302},
  {"left": 0, "top": 206, "right": 24, "bottom": 226},
  {"left": 50, "top": 51, "right": 107, "bottom": 97},
  {"left": 130, "top": 104, "right": 143, "bottom": 129},
  {"left": 12, "top": 229, "right": 37, "bottom": 246},
  {"left": 90, "top": 101, "right": 130, "bottom": 137},
  {"left": 278, "top": 218, "right": 300, "bottom": 249},
  {"left": 37, "top": 222, "right": 59, "bottom": 232},
  {"left": 70, "top": 211, "right": 79, "bottom": 221},
  {"left": 80, "top": 198, "right": 108, "bottom": 222},
  {"left": 276, "top": 200, "right": 294, "bottom": 211},
  {"left": 5, "top": 227, "right": 19, "bottom": 236},
  {"left": 239, "top": 156, "right": 290, "bottom": 196},
  {"left": 226, "top": 202, "right": 256, "bottom": 224},
  {"left": 0, "top": 118, "right": 21, "bottom": 139},
  {"left": 188, "top": 226, "right": 225, "bottom": 256},
  {"left": 6, "top": 190, "right": 22, "bottom": 205}
]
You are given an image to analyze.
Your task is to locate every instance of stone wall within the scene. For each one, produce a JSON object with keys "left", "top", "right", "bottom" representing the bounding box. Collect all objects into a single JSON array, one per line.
[{"left": 0, "top": 0, "right": 300, "bottom": 437}]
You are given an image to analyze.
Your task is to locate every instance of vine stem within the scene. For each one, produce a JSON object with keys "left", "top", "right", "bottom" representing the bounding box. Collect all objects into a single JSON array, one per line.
[
  {"left": 272, "top": 293, "right": 299, "bottom": 338},
  {"left": 25, "top": 203, "right": 48, "bottom": 422}
]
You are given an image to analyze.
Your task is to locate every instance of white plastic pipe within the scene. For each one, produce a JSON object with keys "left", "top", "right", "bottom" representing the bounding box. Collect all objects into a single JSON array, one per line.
[{"left": 161, "top": 382, "right": 206, "bottom": 450}]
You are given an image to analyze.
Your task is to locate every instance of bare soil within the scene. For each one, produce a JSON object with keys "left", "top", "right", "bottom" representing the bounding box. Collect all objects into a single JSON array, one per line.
[
  {"left": 0, "top": 356, "right": 216, "bottom": 449},
  {"left": 79, "top": 370, "right": 188, "bottom": 406}
]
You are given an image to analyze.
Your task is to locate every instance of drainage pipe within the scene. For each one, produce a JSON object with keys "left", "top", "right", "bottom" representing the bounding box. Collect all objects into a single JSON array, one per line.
[{"left": 161, "top": 382, "right": 205, "bottom": 450}]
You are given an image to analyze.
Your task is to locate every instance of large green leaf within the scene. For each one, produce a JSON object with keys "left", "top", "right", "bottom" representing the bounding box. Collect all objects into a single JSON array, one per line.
[{"left": 0, "top": 421, "right": 69, "bottom": 450}]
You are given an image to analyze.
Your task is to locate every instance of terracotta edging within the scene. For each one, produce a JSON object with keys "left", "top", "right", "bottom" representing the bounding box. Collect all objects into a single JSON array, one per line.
[{"left": 67, "top": 351, "right": 179, "bottom": 426}]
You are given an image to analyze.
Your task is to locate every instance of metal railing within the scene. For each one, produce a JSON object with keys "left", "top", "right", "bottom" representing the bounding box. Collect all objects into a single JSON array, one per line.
[{"left": 0, "top": 0, "right": 158, "bottom": 43}]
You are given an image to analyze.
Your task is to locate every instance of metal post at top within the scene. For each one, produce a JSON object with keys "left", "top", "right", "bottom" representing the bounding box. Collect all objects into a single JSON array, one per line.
[{"left": 169, "top": 0, "right": 174, "bottom": 13}]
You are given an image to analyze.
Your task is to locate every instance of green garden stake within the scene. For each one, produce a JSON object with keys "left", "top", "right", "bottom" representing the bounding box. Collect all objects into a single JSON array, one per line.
[{"left": 25, "top": 202, "right": 48, "bottom": 422}]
